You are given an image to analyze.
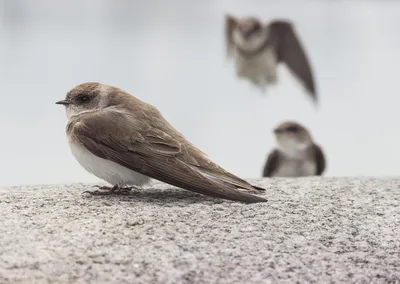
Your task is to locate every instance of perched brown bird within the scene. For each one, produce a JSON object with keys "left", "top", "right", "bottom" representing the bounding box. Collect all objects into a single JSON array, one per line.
[
  {"left": 56, "top": 82, "right": 267, "bottom": 203},
  {"left": 225, "top": 15, "right": 317, "bottom": 103},
  {"left": 263, "top": 121, "right": 326, "bottom": 177}
]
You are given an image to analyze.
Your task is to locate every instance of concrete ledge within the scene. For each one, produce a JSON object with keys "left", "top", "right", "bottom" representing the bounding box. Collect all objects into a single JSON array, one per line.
[{"left": 0, "top": 177, "right": 399, "bottom": 283}]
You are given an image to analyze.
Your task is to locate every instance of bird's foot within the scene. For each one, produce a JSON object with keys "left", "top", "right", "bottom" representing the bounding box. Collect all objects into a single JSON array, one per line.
[
  {"left": 266, "top": 73, "right": 277, "bottom": 84},
  {"left": 82, "top": 185, "right": 138, "bottom": 196},
  {"left": 259, "top": 85, "right": 267, "bottom": 94}
]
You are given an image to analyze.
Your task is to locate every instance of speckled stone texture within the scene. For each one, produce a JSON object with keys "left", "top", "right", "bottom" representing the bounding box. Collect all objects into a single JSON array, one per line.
[{"left": 0, "top": 177, "right": 399, "bottom": 284}]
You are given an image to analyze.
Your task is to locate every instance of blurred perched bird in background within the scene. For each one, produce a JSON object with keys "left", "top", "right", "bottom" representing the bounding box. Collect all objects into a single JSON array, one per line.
[
  {"left": 56, "top": 82, "right": 268, "bottom": 203},
  {"left": 262, "top": 121, "right": 326, "bottom": 177},
  {"left": 225, "top": 15, "right": 317, "bottom": 104}
]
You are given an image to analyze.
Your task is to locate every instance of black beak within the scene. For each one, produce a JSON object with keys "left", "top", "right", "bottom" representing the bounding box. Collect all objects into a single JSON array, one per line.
[{"left": 55, "top": 99, "right": 70, "bottom": 105}]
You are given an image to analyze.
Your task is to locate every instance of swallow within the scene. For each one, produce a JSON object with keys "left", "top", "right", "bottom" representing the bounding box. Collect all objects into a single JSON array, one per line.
[
  {"left": 263, "top": 121, "right": 326, "bottom": 177},
  {"left": 56, "top": 82, "right": 268, "bottom": 203},
  {"left": 226, "top": 15, "right": 317, "bottom": 103}
]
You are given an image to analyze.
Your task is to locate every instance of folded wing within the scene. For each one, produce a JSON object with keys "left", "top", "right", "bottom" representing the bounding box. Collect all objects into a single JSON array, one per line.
[
  {"left": 262, "top": 149, "right": 280, "bottom": 177},
  {"left": 313, "top": 144, "right": 326, "bottom": 175},
  {"left": 69, "top": 110, "right": 267, "bottom": 203}
]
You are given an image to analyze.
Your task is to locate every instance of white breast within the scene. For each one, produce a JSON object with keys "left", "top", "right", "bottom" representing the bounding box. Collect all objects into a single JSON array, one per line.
[
  {"left": 68, "top": 140, "right": 151, "bottom": 187},
  {"left": 233, "top": 47, "right": 278, "bottom": 87},
  {"left": 273, "top": 159, "right": 316, "bottom": 177}
]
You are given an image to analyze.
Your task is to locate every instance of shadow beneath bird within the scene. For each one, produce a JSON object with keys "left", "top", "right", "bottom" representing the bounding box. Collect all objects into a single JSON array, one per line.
[{"left": 80, "top": 185, "right": 266, "bottom": 206}]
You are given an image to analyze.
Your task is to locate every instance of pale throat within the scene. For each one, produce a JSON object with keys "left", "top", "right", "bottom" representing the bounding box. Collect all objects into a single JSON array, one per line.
[
  {"left": 232, "top": 29, "right": 269, "bottom": 52},
  {"left": 65, "top": 107, "right": 96, "bottom": 120},
  {"left": 278, "top": 140, "right": 312, "bottom": 158}
]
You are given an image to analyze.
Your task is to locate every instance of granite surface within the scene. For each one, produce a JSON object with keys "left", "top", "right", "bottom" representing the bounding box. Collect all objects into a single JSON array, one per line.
[{"left": 0, "top": 177, "right": 399, "bottom": 283}]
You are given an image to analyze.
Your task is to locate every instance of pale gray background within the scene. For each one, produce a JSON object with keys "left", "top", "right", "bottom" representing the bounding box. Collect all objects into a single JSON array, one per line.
[{"left": 0, "top": 0, "right": 399, "bottom": 186}]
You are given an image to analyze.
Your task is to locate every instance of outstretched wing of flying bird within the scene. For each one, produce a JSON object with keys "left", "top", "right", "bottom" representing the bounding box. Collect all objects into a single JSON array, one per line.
[
  {"left": 225, "top": 14, "right": 237, "bottom": 57},
  {"left": 268, "top": 20, "right": 317, "bottom": 103}
]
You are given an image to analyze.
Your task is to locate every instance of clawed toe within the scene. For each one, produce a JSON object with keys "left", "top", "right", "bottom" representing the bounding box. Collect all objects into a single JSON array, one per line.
[
  {"left": 93, "top": 185, "right": 113, "bottom": 190},
  {"left": 82, "top": 189, "right": 115, "bottom": 196},
  {"left": 81, "top": 189, "right": 131, "bottom": 196},
  {"left": 82, "top": 185, "right": 136, "bottom": 196}
]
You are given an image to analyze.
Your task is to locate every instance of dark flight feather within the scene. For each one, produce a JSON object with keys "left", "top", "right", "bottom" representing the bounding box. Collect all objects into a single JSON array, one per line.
[
  {"left": 68, "top": 108, "right": 267, "bottom": 203},
  {"left": 313, "top": 144, "right": 326, "bottom": 175},
  {"left": 268, "top": 20, "right": 317, "bottom": 102},
  {"left": 262, "top": 149, "right": 280, "bottom": 177}
]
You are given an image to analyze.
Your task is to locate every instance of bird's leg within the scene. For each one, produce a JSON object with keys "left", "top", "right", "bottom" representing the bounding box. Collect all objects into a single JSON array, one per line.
[
  {"left": 264, "top": 68, "right": 277, "bottom": 85},
  {"left": 264, "top": 49, "right": 278, "bottom": 84},
  {"left": 93, "top": 184, "right": 118, "bottom": 191},
  {"left": 258, "top": 78, "right": 268, "bottom": 94},
  {"left": 266, "top": 73, "right": 277, "bottom": 84},
  {"left": 121, "top": 186, "right": 141, "bottom": 192},
  {"left": 109, "top": 185, "right": 140, "bottom": 194},
  {"left": 82, "top": 184, "right": 135, "bottom": 196}
]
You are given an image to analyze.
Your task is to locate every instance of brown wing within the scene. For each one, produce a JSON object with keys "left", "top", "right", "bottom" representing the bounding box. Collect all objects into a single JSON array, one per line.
[
  {"left": 68, "top": 110, "right": 267, "bottom": 203},
  {"left": 313, "top": 144, "right": 326, "bottom": 175},
  {"left": 262, "top": 149, "right": 280, "bottom": 177},
  {"left": 225, "top": 14, "right": 237, "bottom": 57},
  {"left": 268, "top": 20, "right": 317, "bottom": 103}
]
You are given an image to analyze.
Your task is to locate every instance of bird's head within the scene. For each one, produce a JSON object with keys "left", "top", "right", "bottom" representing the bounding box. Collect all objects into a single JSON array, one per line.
[
  {"left": 231, "top": 16, "right": 269, "bottom": 52},
  {"left": 273, "top": 121, "right": 313, "bottom": 156},
  {"left": 55, "top": 82, "right": 109, "bottom": 119}
]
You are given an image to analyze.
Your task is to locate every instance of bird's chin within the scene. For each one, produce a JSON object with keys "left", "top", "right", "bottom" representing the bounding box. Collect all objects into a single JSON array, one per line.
[
  {"left": 233, "top": 32, "right": 267, "bottom": 52},
  {"left": 235, "top": 40, "right": 263, "bottom": 52},
  {"left": 66, "top": 107, "right": 79, "bottom": 120}
]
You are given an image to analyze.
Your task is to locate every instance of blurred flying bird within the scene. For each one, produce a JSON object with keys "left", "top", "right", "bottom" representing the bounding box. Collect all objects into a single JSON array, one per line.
[
  {"left": 262, "top": 121, "right": 326, "bottom": 177},
  {"left": 225, "top": 15, "right": 318, "bottom": 103},
  {"left": 56, "top": 82, "right": 268, "bottom": 203}
]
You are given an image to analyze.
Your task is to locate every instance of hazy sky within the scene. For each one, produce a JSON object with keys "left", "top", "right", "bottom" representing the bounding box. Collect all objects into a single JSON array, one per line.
[{"left": 1, "top": 0, "right": 400, "bottom": 186}]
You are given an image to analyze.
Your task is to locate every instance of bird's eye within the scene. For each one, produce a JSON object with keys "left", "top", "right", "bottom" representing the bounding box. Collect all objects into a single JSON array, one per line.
[
  {"left": 78, "top": 95, "right": 90, "bottom": 103},
  {"left": 286, "top": 126, "right": 299, "bottom": 132}
]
